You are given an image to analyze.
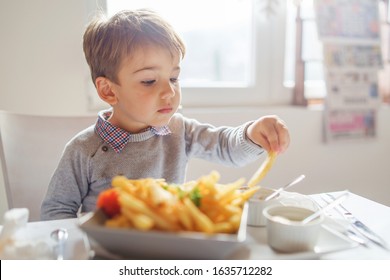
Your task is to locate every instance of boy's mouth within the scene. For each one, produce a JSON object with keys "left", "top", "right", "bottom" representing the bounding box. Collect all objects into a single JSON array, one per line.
[{"left": 158, "top": 107, "right": 173, "bottom": 114}]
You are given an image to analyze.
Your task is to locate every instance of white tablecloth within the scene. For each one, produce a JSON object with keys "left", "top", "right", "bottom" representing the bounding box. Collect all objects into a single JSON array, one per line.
[{"left": 1, "top": 192, "right": 389, "bottom": 260}]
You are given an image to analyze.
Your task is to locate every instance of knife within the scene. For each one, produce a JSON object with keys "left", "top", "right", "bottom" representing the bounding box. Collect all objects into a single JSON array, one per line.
[{"left": 325, "top": 193, "right": 390, "bottom": 251}]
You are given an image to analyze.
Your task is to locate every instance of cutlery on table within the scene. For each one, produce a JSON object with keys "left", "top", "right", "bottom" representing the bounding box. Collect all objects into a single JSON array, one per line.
[
  {"left": 321, "top": 224, "right": 368, "bottom": 247},
  {"left": 312, "top": 194, "right": 367, "bottom": 247},
  {"left": 324, "top": 193, "right": 390, "bottom": 251},
  {"left": 302, "top": 191, "right": 349, "bottom": 224}
]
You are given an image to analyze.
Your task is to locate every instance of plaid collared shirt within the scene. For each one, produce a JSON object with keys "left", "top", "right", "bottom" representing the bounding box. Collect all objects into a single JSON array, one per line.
[{"left": 95, "top": 110, "right": 171, "bottom": 153}]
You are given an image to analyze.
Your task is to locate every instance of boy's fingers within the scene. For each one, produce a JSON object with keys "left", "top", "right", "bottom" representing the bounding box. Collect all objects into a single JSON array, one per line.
[
  {"left": 247, "top": 115, "right": 290, "bottom": 153},
  {"left": 274, "top": 121, "right": 290, "bottom": 153}
]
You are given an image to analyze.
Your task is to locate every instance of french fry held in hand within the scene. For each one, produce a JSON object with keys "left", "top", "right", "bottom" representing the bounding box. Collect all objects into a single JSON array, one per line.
[
  {"left": 247, "top": 150, "right": 277, "bottom": 188},
  {"left": 96, "top": 172, "right": 259, "bottom": 234}
]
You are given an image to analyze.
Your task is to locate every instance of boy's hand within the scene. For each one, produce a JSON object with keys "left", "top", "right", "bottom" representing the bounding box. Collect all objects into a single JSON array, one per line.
[{"left": 246, "top": 115, "right": 290, "bottom": 154}]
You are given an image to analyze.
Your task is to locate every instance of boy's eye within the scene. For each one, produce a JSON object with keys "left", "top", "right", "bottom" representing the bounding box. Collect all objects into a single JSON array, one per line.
[
  {"left": 170, "top": 78, "right": 179, "bottom": 84},
  {"left": 141, "top": 80, "right": 156, "bottom": 86}
]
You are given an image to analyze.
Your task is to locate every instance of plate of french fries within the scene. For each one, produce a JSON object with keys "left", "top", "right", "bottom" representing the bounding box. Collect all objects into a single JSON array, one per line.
[{"left": 78, "top": 171, "right": 260, "bottom": 259}]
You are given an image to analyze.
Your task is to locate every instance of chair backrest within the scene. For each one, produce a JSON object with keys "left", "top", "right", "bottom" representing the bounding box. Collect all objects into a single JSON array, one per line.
[{"left": 0, "top": 111, "right": 97, "bottom": 221}]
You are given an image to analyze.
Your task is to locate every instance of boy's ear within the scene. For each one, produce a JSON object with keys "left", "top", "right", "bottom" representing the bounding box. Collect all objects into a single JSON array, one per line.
[{"left": 95, "top": 77, "right": 118, "bottom": 105}]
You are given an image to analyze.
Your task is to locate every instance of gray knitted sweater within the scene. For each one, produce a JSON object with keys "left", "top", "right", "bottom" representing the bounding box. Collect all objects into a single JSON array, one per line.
[{"left": 40, "top": 113, "right": 263, "bottom": 220}]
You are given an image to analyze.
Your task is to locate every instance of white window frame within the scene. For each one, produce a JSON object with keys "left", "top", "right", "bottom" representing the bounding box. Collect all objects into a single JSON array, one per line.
[{"left": 84, "top": 0, "right": 292, "bottom": 110}]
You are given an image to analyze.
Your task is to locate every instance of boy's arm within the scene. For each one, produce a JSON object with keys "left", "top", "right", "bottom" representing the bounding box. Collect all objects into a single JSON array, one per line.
[
  {"left": 40, "top": 144, "right": 90, "bottom": 221},
  {"left": 182, "top": 116, "right": 264, "bottom": 167}
]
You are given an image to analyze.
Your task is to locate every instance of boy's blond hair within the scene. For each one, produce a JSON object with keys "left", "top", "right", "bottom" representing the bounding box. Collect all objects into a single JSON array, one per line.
[{"left": 83, "top": 9, "right": 186, "bottom": 85}]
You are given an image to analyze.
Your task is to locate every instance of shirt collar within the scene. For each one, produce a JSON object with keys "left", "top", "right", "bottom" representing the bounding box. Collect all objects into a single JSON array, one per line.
[{"left": 95, "top": 110, "right": 171, "bottom": 153}]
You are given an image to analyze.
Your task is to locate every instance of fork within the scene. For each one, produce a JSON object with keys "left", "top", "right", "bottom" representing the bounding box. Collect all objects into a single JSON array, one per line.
[
  {"left": 323, "top": 193, "right": 389, "bottom": 251},
  {"left": 312, "top": 194, "right": 368, "bottom": 247}
]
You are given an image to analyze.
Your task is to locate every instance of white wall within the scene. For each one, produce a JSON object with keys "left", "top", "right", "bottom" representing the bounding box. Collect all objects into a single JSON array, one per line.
[
  {"left": 0, "top": 0, "right": 91, "bottom": 115},
  {"left": 0, "top": 1, "right": 389, "bottom": 222}
]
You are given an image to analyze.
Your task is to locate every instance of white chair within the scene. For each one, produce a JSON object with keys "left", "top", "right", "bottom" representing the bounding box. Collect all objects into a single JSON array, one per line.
[{"left": 0, "top": 111, "right": 97, "bottom": 221}]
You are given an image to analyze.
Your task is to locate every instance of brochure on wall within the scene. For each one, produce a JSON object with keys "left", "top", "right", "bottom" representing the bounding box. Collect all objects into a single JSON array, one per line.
[
  {"left": 325, "top": 69, "right": 380, "bottom": 109},
  {"left": 322, "top": 44, "right": 382, "bottom": 69},
  {"left": 323, "top": 109, "right": 376, "bottom": 142},
  {"left": 314, "top": 0, "right": 380, "bottom": 43},
  {"left": 314, "top": 0, "right": 382, "bottom": 142}
]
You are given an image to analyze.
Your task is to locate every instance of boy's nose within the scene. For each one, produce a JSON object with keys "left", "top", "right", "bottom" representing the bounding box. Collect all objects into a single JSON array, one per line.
[{"left": 161, "top": 83, "right": 176, "bottom": 99}]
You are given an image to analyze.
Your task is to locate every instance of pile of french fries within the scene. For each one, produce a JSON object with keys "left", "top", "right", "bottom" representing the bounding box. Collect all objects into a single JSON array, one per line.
[{"left": 102, "top": 171, "right": 260, "bottom": 234}]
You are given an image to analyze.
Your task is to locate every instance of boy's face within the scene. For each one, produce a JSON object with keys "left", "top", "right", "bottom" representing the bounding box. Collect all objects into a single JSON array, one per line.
[{"left": 107, "top": 45, "right": 182, "bottom": 133}]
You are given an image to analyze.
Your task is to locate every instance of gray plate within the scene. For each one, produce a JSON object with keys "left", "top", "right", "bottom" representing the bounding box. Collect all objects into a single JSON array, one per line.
[{"left": 78, "top": 203, "right": 248, "bottom": 259}]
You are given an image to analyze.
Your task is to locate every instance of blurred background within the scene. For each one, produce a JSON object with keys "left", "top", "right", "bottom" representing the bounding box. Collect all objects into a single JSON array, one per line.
[{"left": 0, "top": 0, "right": 389, "bottom": 221}]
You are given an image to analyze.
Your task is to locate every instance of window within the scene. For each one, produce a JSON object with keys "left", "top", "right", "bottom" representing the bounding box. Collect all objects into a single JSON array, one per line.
[
  {"left": 81, "top": 0, "right": 290, "bottom": 109},
  {"left": 284, "top": 0, "right": 326, "bottom": 104},
  {"left": 106, "top": 0, "right": 253, "bottom": 87}
]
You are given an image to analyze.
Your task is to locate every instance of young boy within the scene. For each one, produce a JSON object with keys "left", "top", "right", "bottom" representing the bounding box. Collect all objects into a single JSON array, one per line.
[{"left": 40, "top": 9, "right": 290, "bottom": 220}]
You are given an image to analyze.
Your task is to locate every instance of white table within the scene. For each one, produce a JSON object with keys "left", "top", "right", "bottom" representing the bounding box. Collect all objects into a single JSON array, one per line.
[
  {"left": 232, "top": 192, "right": 390, "bottom": 259},
  {"left": 1, "top": 192, "right": 389, "bottom": 260}
]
